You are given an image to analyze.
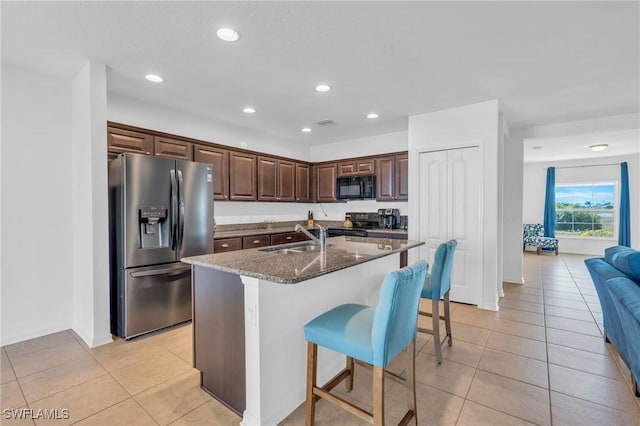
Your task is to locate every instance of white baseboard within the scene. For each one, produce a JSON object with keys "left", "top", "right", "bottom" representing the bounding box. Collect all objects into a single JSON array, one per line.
[{"left": 0, "top": 322, "right": 72, "bottom": 346}]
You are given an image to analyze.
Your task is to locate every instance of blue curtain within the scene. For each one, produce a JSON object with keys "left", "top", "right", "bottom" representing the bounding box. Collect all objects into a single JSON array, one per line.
[
  {"left": 619, "top": 162, "right": 631, "bottom": 247},
  {"left": 543, "top": 167, "right": 556, "bottom": 238}
]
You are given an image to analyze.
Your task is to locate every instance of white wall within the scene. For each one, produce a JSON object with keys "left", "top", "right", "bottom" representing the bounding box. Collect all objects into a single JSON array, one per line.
[
  {"left": 71, "top": 62, "right": 111, "bottom": 347},
  {"left": 503, "top": 128, "right": 525, "bottom": 284},
  {"left": 408, "top": 100, "right": 501, "bottom": 310},
  {"left": 523, "top": 153, "right": 640, "bottom": 255},
  {"left": 214, "top": 200, "right": 408, "bottom": 225},
  {"left": 1, "top": 64, "right": 74, "bottom": 345},
  {"left": 309, "top": 131, "right": 408, "bottom": 162},
  {"left": 108, "top": 93, "right": 310, "bottom": 162}
]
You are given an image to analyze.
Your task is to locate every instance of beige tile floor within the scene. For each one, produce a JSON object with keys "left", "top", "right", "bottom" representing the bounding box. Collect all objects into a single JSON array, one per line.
[{"left": 2, "top": 253, "right": 640, "bottom": 425}]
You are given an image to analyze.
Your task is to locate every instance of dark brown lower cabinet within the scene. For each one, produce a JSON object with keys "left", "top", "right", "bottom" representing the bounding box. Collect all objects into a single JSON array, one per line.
[
  {"left": 213, "top": 238, "right": 242, "bottom": 253},
  {"left": 192, "top": 266, "right": 245, "bottom": 415}
]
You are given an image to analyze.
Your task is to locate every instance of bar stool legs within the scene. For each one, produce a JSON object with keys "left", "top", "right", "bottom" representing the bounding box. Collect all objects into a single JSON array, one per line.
[{"left": 304, "top": 341, "right": 419, "bottom": 426}]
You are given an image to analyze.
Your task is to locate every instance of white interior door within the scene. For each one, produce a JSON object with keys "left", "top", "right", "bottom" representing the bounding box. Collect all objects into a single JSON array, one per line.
[{"left": 418, "top": 147, "right": 482, "bottom": 305}]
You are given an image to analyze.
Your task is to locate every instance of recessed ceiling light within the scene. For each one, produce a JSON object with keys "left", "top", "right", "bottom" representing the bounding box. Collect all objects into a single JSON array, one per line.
[
  {"left": 301, "top": 127, "right": 312, "bottom": 133},
  {"left": 243, "top": 107, "right": 256, "bottom": 114},
  {"left": 216, "top": 28, "right": 240, "bottom": 42},
  {"left": 366, "top": 113, "right": 379, "bottom": 119},
  {"left": 315, "top": 84, "right": 331, "bottom": 92},
  {"left": 145, "top": 74, "right": 164, "bottom": 83},
  {"left": 590, "top": 143, "right": 608, "bottom": 152}
]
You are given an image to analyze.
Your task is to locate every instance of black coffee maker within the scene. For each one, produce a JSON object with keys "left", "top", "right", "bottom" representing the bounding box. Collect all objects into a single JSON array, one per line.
[{"left": 377, "top": 208, "right": 401, "bottom": 229}]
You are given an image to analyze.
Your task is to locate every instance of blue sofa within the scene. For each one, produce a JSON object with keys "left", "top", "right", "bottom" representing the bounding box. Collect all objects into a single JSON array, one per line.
[{"left": 585, "top": 246, "right": 640, "bottom": 397}]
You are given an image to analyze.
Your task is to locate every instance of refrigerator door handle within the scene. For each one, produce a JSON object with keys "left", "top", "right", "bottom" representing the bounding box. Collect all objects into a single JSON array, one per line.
[
  {"left": 170, "top": 169, "right": 178, "bottom": 250},
  {"left": 177, "top": 169, "right": 185, "bottom": 250},
  {"left": 129, "top": 264, "right": 191, "bottom": 278}
]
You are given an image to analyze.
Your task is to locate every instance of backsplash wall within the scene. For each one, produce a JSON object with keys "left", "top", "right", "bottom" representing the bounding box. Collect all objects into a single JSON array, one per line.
[{"left": 214, "top": 201, "right": 408, "bottom": 225}]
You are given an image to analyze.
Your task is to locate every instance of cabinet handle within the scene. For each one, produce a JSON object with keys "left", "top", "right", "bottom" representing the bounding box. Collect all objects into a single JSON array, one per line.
[
  {"left": 286, "top": 236, "right": 292, "bottom": 240},
  {"left": 253, "top": 240, "right": 261, "bottom": 244},
  {"left": 221, "top": 243, "right": 229, "bottom": 248}
]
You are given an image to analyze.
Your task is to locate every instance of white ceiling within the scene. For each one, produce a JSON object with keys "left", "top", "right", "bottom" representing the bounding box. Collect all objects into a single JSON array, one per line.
[
  {"left": 523, "top": 128, "right": 640, "bottom": 163},
  {"left": 2, "top": 1, "right": 639, "bottom": 145}
]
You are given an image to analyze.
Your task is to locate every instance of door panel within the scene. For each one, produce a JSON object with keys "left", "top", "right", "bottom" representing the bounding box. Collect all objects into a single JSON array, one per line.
[
  {"left": 176, "top": 160, "right": 214, "bottom": 259},
  {"left": 418, "top": 147, "right": 482, "bottom": 305},
  {"left": 448, "top": 148, "right": 482, "bottom": 304},
  {"left": 123, "top": 155, "right": 176, "bottom": 268}
]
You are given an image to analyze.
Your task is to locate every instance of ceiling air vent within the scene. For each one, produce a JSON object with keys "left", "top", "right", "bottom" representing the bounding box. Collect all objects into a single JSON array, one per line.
[{"left": 314, "top": 119, "right": 336, "bottom": 126}]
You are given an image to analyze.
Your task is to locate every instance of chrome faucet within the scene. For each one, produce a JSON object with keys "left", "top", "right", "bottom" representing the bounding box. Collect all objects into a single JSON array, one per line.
[{"left": 294, "top": 223, "right": 326, "bottom": 250}]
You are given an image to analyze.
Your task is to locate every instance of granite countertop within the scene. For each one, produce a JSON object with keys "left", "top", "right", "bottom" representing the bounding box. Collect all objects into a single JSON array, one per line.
[
  {"left": 214, "top": 225, "right": 408, "bottom": 239},
  {"left": 181, "top": 236, "right": 424, "bottom": 284},
  {"left": 214, "top": 226, "right": 313, "bottom": 239}
]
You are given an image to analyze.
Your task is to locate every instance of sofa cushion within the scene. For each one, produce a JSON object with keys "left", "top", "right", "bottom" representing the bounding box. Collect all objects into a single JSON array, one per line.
[
  {"left": 604, "top": 246, "right": 640, "bottom": 282},
  {"left": 607, "top": 276, "right": 640, "bottom": 323}
]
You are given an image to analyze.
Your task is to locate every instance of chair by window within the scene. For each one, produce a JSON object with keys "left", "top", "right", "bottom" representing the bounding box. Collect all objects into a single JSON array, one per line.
[
  {"left": 523, "top": 223, "right": 558, "bottom": 255},
  {"left": 418, "top": 240, "right": 457, "bottom": 364},
  {"left": 304, "top": 260, "right": 428, "bottom": 426}
]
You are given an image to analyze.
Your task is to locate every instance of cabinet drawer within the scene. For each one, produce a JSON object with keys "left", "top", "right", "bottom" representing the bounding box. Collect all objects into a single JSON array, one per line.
[
  {"left": 270, "top": 232, "right": 308, "bottom": 246},
  {"left": 214, "top": 238, "right": 242, "bottom": 253},
  {"left": 242, "top": 235, "right": 271, "bottom": 249}
]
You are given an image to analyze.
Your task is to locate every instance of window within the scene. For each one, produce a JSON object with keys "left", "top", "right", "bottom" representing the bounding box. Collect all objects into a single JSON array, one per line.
[{"left": 555, "top": 183, "right": 616, "bottom": 238}]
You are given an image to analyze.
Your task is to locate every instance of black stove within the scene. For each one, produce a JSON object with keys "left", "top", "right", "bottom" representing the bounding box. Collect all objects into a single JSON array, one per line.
[
  {"left": 327, "top": 212, "right": 380, "bottom": 237},
  {"left": 326, "top": 227, "right": 368, "bottom": 237}
]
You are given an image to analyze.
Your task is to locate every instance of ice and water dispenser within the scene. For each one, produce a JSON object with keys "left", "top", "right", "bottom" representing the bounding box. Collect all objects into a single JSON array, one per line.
[{"left": 139, "top": 206, "right": 169, "bottom": 248}]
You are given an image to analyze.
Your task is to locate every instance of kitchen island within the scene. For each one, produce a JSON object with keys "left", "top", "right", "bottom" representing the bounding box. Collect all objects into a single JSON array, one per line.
[{"left": 182, "top": 236, "right": 424, "bottom": 426}]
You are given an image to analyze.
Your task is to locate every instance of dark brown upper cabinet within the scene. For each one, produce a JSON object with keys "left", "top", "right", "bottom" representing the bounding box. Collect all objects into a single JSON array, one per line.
[
  {"left": 395, "top": 153, "right": 409, "bottom": 200},
  {"left": 295, "top": 163, "right": 311, "bottom": 202},
  {"left": 154, "top": 136, "right": 193, "bottom": 160},
  {"left": 194, "top": 144, "right": 229, "bottom": 200},
  {"left": 337, "top": 159, "right": 375, "bottom": 177},
  {"left": 230, "top": 151, "right": 257, "bottom": 201},
  {"left": 375, "top": 154, "right": 408, "bottom": 201},
  {"left": 257, "top": 157, "right": 295, "bottom": 202},
  {"left": 316, "top": 163, "right": 338, "bottom": 202},
  {"left": 107, "top": 127, "right": 154, "bottom": 156}
]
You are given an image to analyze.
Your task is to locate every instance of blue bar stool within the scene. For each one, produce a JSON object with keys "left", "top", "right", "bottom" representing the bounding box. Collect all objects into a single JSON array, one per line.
[
  {"left": 418, "top": 240, "right": 457, "bottom": 364},
  {"left": 304, "top": 260, "right": 428, "bottom": 426}
]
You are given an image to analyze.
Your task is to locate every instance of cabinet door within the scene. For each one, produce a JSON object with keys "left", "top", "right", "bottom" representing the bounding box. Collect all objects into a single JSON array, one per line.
[
  {"left": 356, "top": 159, "right": 375, "bottom": 175},
  {"left": 107, "top": 127, "right": 153, "bottom": 156},
  {"left": 278, "top": 160, "right": 296, "bottom": 202},
  {"left": 154, "top": 137, "right": 193, "bottom": 160},
  {"left": 295, "top": 164, "right": 311, "bottom": 202},
  {"left": 337, "top": 161, "right": 357, "bottom": 177},
  {"left": 230, "top": 152, "right": 257, "bottom": 200},
  {"left": 395, "top": 154, "right": 409, "bottom": 200},
  {"left": 242, "top": 235, "right": 270, "bottom": 249},
  {"left": 194, "top": 145, "right": 229, "bottom": 201},
  {"left": 257, "top": 156, "right": 278, "bottom": 201},
  {"left": 316, "top": 164, "right": 337, "bottom": 202},
  {"left": 375, "top": 156, "right": 395, "bottom": 201}
]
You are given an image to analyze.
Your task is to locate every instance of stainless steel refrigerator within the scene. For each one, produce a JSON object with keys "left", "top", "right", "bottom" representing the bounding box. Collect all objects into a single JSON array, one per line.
[{"left": 109, "top": 153, "right": 213, "bottom": 339}]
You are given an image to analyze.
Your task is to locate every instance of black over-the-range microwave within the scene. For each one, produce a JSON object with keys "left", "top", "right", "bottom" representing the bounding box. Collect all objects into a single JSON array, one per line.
[{"left": 336, "top": 175, "right": 376, "bottom": 200}]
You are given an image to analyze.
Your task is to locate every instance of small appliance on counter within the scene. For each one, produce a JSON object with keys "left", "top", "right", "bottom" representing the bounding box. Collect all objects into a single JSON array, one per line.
[
  {"left": 378, "top": 208, "right": 401, "bottom": 229},
  {"left": 399, "top": 215, "right": 408, "bottom": 230}
]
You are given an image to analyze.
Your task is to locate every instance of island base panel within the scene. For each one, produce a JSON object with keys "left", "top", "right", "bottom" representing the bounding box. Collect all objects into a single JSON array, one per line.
[{"left": 193, "top": 266, "right": 245, "bottom": 415}]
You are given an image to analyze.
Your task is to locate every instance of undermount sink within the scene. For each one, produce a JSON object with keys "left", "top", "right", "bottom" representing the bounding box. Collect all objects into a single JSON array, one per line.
[{"left": 260, "top": 243, "right": 327, "bottom": 254}]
